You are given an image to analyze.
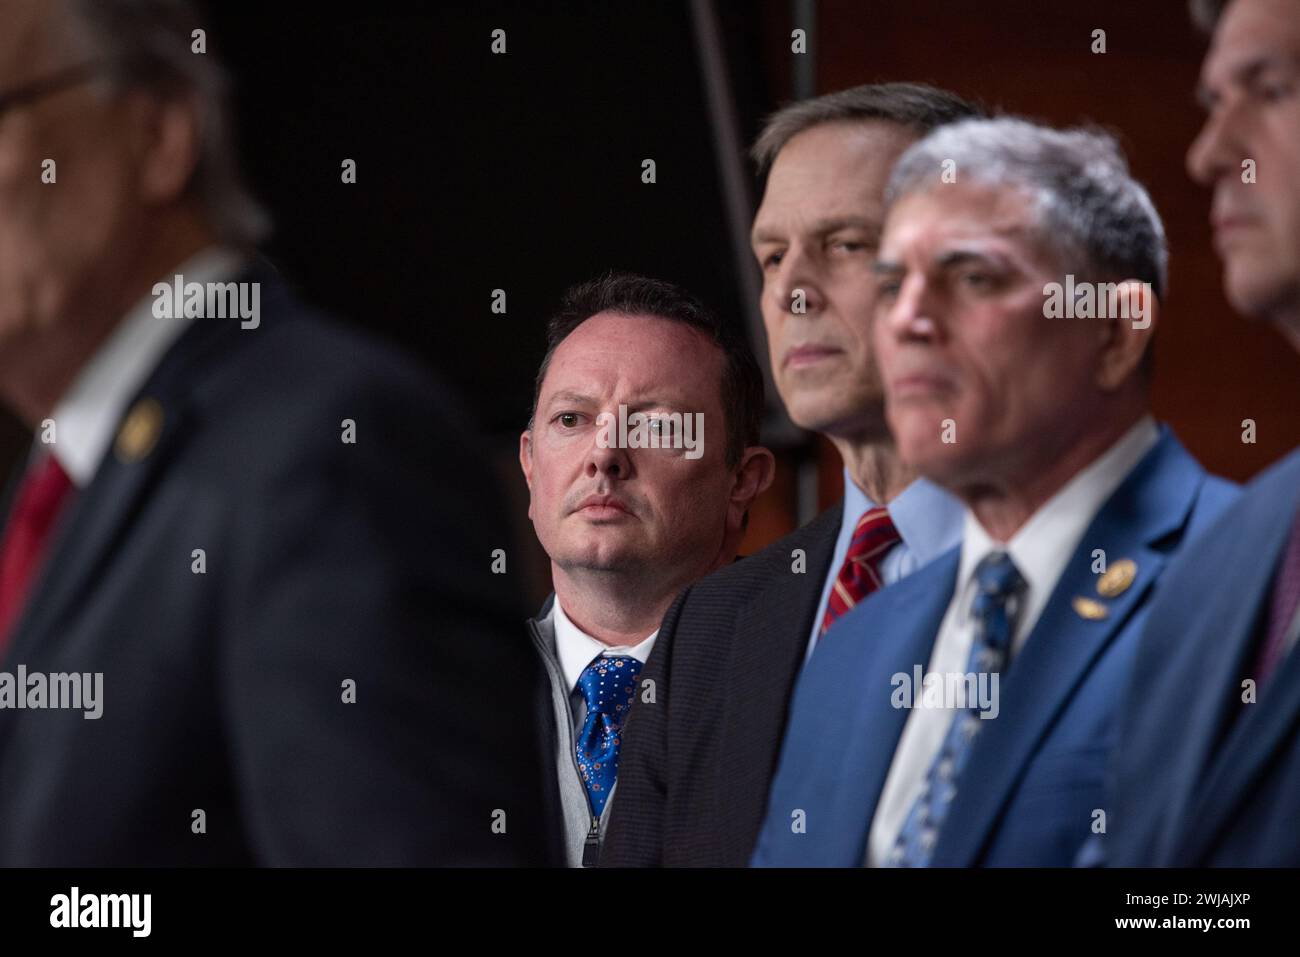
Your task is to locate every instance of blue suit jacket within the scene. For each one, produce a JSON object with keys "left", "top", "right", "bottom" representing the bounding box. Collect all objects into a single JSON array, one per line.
[
  {"left": 752, "top": 428, "right": 1238, "bottom": 867},
  {"left": 1107, "top": 447, "right": 1300, "bottom": 866}
]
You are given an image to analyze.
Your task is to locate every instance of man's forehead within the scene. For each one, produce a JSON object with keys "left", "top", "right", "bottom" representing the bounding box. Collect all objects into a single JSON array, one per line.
[
  {"left": 1202, "top": 0, "right": 1300, "bottom": 87},
  {"left": 767, "top": 124, "right": 912, "bottom": 192},
  {"left": 543, "top": 313, "right": 722, "bottom": 402},
  {"left": 883, "top": 186, "right": 1035, "bottom": 248}
]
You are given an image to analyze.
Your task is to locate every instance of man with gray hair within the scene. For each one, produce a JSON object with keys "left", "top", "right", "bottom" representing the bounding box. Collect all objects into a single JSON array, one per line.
[
  {"left": 752, "top": 116, "right": 1237, "bottom": 866},
  {"left": 1105, "top": 0, "right": 1300, "bottom": 867},
  {"left": 0, "top": 0, "right": 556, "bottom": 865}
]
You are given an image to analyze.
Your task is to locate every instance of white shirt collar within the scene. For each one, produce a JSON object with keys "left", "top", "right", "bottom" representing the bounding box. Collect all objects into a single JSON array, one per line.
[
  {"left": 46, "top": 246, "right": 247, "bottom": 487},
  {"left": 954, "top": 415, "right": 1160, "bottom": 650},
  {"left": 551, "top": 598, "right": 659, "bottom": 692}
]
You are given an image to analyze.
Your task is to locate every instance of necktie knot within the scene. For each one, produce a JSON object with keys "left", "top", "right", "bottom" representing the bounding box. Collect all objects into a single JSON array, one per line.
[
  {"left": 970, "top": 551, "right": 1024, "bottom": 654},
  {"left": 849, "top": 506, "right": 902, "bottom": 564},
  {"left": 820, "top": 506, "right": 901, "bottom": 636},
  {"left": 576, "top": 655, "right": 641, "bottom": 717},
  {"left": 973, "top": 550, "right": 1023, "bottom": 598}
]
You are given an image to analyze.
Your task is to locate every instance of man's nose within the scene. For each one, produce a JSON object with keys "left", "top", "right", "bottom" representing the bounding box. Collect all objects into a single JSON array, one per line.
[
  {"left": 881, "top": 274, "right": 941, "bottom": 343},
  {"left": 771, "top": 246, "right": 826, "bottom": 316},
  {"left": 1187, "top": 102, "right": 1241, "bottom": 187},
  {"left": 586, "top": 431, "right": 634, "bottom": 480}
]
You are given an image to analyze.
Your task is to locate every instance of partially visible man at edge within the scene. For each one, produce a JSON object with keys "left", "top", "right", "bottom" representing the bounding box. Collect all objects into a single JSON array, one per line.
[
  {"left": 0, "top": 0, "right": 556, "bottom": 865},
  {"left": 1104, "top": 0, "right": 1300, "bottom": 866}
]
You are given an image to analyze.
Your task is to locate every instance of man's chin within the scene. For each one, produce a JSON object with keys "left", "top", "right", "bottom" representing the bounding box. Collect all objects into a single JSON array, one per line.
[
  {"left": 556, "top": 543, "right": 649, "bottom": 576},
  {"left": 1223, "top": 262, "right": 1300, "bottom": 324},
  {"left": 784, "top": 392, "right": 885, "bottom": 437}
]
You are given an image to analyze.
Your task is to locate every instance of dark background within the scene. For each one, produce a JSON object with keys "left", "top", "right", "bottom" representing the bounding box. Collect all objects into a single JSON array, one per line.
[{"left": 6, "top": 1, "right": 1295, "bottom": 600}]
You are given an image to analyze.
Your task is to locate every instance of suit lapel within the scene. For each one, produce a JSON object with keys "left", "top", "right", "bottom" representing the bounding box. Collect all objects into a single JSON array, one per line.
[
  {"left": 830, "top": 551, "right": 960, "bottom": 862},
  {"left": 1174, "top": 453, "right": 1300, "bottom": 863},
  {"left": 933, "top": 548, "right": 1165, "bottom": 865},
  {"left": 0, "top": 270, "right": 270, "bottom": 671},
  {"left": 932, "top": 429, "right": 1205, "bottom": 866},
  {"left": 718, "top": 502, "right": 842, "bottom": 813}
]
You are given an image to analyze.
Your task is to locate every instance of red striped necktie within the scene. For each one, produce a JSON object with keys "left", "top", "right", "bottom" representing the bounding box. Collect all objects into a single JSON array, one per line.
[
  {"left": 0, "top": 453, "right": 76, "bottom": 651},
  {"left": 819, "top": 505, "right": 901, "bottom": 638}
]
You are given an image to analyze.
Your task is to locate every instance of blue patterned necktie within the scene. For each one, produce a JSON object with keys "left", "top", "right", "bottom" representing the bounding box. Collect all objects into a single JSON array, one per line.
[
  {"left": 886, "top": 551, "right": 1025, "bottom": 867},
  {"left": 575, "top": 655, "right": 643, "bottom": 818}
]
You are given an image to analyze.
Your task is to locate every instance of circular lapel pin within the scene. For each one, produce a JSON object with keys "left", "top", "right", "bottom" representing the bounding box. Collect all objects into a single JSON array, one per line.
[
  {"left": 1072, "top": 596, "right": 1109, "bottom": 621},
  {"left": 1097, "top": 559, "right": 1137, "bottom": 598},
  {"left": 114, "top": 398, "right": 164, "bottom": 464}
]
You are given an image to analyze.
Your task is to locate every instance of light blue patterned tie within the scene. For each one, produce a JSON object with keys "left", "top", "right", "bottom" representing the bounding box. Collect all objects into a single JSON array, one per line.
[
  {"left": 575, "top": 655, "right": 643, "bottom": 818},
  {"left": 886, "top": 551, "right": 1024, "bottom": 867}
]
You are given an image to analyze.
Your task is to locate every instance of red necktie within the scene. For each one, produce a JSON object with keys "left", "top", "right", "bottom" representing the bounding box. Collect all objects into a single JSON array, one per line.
[
  {"left": 819, "top": 505, "right": 901, "bottom": 637},
  {"left": 0, "top": 454, "right": 75, "bottom": 650}
]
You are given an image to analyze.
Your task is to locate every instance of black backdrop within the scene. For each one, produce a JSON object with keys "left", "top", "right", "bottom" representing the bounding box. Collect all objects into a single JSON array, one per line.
[{"left": 205, "top": 0, "right": 778, "bottom": 439}]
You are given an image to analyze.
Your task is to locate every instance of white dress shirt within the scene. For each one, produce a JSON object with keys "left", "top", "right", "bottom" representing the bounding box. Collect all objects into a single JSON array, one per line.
[
  {"left": 552, "top": 598, "right": 658, "bottom": 734},
  {"left": 44, "top": 246, "right": 246, "bottom": 487},
  {"left": 866, "top": 415, "right": 1160, "bottom": 866}
]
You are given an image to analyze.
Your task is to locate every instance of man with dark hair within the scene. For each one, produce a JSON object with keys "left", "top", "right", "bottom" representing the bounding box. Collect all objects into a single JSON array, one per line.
[
  {"left": 1104, "top": 0, "right": 1300, "bottom": 866},
  {"left": 0, "top": 0, "right": 556, "bottom": 865},
  {"left": 603, "top": 83, "right": 981, "bottom": 867},
  {"left": 520, "top": 272, "right": 774, "bottom": 866}
]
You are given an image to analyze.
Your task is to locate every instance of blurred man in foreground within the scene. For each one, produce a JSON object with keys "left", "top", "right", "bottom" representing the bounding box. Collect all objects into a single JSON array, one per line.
[
  {"left": 0, "top": 0, "right": 555, "bottom": 865},
  {"left": 753, "top": 117, "right": 1237, "bottom": 867}
]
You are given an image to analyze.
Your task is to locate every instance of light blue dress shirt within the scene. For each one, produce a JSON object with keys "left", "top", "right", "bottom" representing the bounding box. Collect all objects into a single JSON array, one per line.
[{"left": 803, "top": 469, "right": 965, "bottom": 663}]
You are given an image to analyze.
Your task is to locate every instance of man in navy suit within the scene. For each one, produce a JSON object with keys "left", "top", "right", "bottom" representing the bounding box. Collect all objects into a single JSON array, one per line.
[
  {"left": 0, "top": 0, "right": 555, "bottom": 865},
  {"left": 752, "top": 117, "right": 1238, "bottom": 867},
  {"left": 1103, "top": 0, "right": 1300, "bottom": 866}
]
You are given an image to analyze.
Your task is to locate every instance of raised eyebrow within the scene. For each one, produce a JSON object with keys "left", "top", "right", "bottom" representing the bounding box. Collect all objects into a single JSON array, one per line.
[
  {"left": 935, "top": 249, "right": 1003, "bottom": 269},
  {"left": 619, "top": 398, "right": 684, "bottom": 414},
  {"left": 751, "top": 217, "right": 879, "bottom": 246},
  {"left": 817, "top": 218, "right": 880, "bottom": 240},
  {"left": 544, "top": 391, "right": 597, "bottom": 410},
  {"left": 872, "top": 259, "right": 905, "bottom": 276}
]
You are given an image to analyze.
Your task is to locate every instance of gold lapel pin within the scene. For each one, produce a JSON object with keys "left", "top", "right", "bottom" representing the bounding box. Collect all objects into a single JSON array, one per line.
[
  {"left": 114, "top": 398, "right": 164, "bottom": 464},
  {"left": 1097, "top": 559, "right": 1138, "bottom": 598},
  {"left": 1073, "top": 596, "right": 1109, "bottom": 621}
]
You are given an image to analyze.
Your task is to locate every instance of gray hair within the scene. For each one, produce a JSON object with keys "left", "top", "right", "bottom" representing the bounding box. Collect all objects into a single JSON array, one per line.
[
  {"left": 884, "top": 117, "right": 1168, "bottom": 302},
  {"left": 65, "top": 0, "right": 269, "bottom": 247},
  {"left": 750, "top": 82, "right": 984, "bottom": 175}
]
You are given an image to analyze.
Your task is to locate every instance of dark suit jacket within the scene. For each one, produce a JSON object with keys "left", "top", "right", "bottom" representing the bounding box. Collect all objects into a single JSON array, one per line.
[
  {"left": 601, "top": 502, "right": 843, "bottom": 866},
  {"left": 1107, "top": 447, "right": 1300, "bottom": 866},
  {"left": 751, "top": 429, "right": 1238, "bottom": 866},
  {"left": 0, "top": 262, "right": 557, "bottom": 866}
]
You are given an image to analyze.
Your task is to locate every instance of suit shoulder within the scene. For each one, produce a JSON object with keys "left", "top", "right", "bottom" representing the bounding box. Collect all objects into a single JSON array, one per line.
[{"left": 683, "top": 503, "right": 844, "bottom": 600}]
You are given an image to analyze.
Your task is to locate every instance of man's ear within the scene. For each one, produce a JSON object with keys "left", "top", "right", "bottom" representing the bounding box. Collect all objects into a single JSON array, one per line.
[
  {"left": 131, "top": 92, "right": 203, "bottom": 206},
  {"left": 1096, "top": 279, "right": 1158, "bottom": 391},
  {"left": 730, "top": 445, "right": 777, "bottom": 524},
  {"left": 518, "top": 429, "right": 535, "bottom": 520}
]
